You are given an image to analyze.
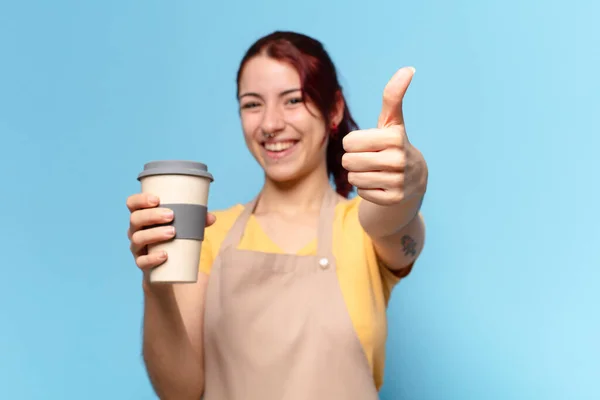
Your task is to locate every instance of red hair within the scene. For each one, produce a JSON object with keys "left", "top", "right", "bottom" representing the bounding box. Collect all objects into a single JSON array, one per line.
[{"left": 236, "top": 31, "right": 359, "bottom": 198}]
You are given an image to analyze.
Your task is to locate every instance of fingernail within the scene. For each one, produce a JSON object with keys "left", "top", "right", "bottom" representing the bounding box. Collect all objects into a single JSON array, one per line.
[
  {"left": 409, "top": 66, "right": 416, "bottom": 74},
  {"left": 159, "top": 251, "right": 167, "bottom": 259},
  {"left": 165, "top": 226, "right": 175, "bottom": 236},
  {"left": 149, "top": 195, "right": 159, "bottom": 205},
  {"left": 163, "top": 209, "right": 174, "bottom": 218}
]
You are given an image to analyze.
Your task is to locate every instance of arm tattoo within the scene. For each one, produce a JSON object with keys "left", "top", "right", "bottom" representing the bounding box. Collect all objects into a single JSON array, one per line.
[{"left": 401, "top": 235, "right": 417, "bottom": 257}]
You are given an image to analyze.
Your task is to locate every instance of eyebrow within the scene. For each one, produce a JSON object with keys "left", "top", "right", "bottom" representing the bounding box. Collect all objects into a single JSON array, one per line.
[{"left": 238, "top": 88, "right": 302, "bottom": 100}]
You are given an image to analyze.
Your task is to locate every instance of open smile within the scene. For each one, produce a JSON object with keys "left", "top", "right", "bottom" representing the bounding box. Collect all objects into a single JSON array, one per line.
[{"left": 262, "top": 140, "right": 299, "bottom": 160}]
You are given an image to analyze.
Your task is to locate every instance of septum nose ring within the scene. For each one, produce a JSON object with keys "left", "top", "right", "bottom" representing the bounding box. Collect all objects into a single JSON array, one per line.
[{"left": 263, "top": 132, "right": 276, "bottom": 139}]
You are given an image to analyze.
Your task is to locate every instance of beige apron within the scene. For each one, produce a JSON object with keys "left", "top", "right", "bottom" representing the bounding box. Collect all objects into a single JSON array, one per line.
[{"left": 203, "top": 188, "right": 380, "bottom": 399}]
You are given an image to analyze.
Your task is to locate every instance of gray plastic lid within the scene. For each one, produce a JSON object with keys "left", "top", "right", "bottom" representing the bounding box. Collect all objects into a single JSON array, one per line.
[{"left": 137, "top": 160, "right": 214, "bottom": 181}]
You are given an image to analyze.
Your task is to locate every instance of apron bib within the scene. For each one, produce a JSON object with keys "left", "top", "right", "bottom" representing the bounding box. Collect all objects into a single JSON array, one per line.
[{"left": 203, "top": 189, "right": 379, "bottom": 399}]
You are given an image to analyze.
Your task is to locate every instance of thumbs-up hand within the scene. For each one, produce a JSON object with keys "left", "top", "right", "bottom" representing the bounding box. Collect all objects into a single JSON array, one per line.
[{"left": 342, "top": 67, "right": 428, "bottom": 206}]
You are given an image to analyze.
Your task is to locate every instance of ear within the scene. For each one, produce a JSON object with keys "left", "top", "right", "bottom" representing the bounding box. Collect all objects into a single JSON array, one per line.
[{"left": 329, "top": 90, "right": 345, "bottom": 127}]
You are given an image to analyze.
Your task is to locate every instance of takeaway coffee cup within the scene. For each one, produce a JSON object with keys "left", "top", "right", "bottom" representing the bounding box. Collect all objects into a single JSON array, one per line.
[{"left": 137, "top": 160, "right": 214, "bottom": 283}]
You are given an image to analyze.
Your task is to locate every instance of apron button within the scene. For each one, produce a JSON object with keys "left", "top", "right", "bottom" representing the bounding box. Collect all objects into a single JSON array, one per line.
[{"left": 319, "top": 257, "right": 329, "bottom": 269}]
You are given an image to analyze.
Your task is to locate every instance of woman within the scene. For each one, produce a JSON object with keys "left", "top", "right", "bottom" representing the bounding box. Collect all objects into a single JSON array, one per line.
[{"left": 127, "top": 31, "right": 428, "bottom": 399}]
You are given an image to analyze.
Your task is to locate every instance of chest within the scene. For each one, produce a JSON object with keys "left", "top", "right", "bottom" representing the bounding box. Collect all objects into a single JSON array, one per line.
[{"left": 251, "top": 212, "right": 320, "bottom": 254}]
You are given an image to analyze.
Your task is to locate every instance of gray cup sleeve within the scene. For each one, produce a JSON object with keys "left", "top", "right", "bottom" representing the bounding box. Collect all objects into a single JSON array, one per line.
[{"left": 146, "top": 203, "right": 208, "bottom": 240}]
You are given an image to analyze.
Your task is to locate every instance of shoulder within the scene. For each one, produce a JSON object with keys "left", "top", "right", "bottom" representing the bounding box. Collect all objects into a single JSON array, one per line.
[
  {"left": 333, "top": 195, "right": 362, "bottom": 226},
  {"left": 332, "top": 196, "right": 366, "bottom": 251},
  {"left": 333, "top": 196, "right": 372, "bottom": 241},
  {"left": 199, "top": 203, "right": 245, "bottom": 275},
  {"left": 207, "top": 204, "right": 245, "bottom": 238}
]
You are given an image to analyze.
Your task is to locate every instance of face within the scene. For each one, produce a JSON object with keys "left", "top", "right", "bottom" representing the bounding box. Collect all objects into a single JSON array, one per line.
[{"left": 237, "top": 55, "right": 330, "bottom": 184}]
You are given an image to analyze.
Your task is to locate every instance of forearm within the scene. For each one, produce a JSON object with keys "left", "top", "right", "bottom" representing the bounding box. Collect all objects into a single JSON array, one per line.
[
  {"left": 142, "top": 287, "right": 205, "bottom": 400},
  {"left": 359, "top": 195, "right": 425, "bottom": 271}
]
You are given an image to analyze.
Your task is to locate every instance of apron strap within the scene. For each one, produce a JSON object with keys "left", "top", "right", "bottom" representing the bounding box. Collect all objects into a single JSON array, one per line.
[
  {"left": 316, "top": 188, "right": 339, "bottom": 258},
  {"left": 219, "top": 196, "right": 259, "bottom": 251}
]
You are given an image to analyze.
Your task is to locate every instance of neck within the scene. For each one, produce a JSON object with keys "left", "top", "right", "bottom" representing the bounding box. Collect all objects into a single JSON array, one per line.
[{"left": 256, "top": 165, "right": 332, "bottom": 215}]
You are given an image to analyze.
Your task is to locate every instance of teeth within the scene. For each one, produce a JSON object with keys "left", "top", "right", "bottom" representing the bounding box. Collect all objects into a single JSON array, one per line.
[{"left": 265, "top": 141, "right": 295, "bottom": 152}]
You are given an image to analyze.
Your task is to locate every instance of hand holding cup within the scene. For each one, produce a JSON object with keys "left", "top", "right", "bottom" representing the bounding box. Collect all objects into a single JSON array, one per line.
[
  {"left": 126, "top": 193, "right": 216, "bottom": 271},
  {"left": 127, "top": 161, "right": 215, "bottom": 284}
]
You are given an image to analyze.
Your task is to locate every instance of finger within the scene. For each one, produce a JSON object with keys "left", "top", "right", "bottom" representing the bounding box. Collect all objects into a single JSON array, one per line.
[
  {"left": 136, "top": 250, "right": 168, "bottom": 270},
  {"left": 126, "top": 193, "right": 160, "bottom": 212},
  {"left": 206, "top": 212, "right": 216, "bottom": 227},
  {"left": 342, "top": 148, "right": 405, "bottom": 172},
  {"left": 343, "top": 127, "right": 404, "bottom": 153},
  {"left": 130, "top": 211, "right": 214, "bottom": 250},
  {"left": 130, "top": 226, "right": 176, "bottom": 255},
  {"left": 377, "top": 67, "right": 415, "bottom": 129},
  {"left": 130, "top": 207, "right": 174, "bottom": 231},
  {"left": 348, "top": 171, "right": 403, "bottom": 190},
  {"left": 357, "top": 188, "right": 403, "bottom": 207}
]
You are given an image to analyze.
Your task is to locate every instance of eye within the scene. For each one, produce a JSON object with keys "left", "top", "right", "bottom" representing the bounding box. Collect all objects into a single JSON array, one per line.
[
  {"left": 286, "top": 97, "right": 303, "bottom": 106},
  {"left": 241, "top": 102, "right": 261, "bottom": 110}
]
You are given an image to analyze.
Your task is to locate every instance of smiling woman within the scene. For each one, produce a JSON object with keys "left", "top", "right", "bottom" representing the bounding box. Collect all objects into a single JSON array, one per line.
[
  {"left": 126, "top": 30, "right": 428, "bottom": 400},
  {"left": 236, "top": 33, "right": 358, "bottom": 198}
]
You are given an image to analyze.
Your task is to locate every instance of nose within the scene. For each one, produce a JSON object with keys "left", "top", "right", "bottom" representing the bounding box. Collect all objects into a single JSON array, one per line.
[{"left": 260, "top": 103, "right": 285, "bottom": 137}]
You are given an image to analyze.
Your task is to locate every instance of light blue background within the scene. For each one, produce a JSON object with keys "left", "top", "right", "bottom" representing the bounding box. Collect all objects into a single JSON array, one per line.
[{"left": 1, "top": 0, "right": 598, "bottom": 399}]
